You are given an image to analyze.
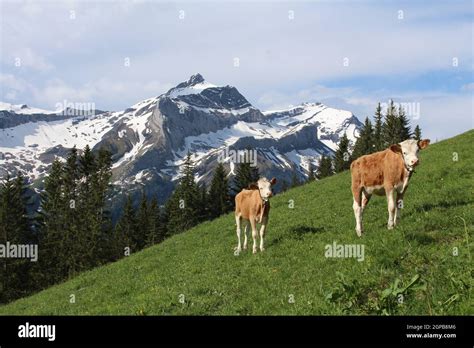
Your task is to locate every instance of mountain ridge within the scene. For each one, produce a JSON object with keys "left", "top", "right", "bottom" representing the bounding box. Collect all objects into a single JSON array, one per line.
[{"left": 0, "top": 74, "right": 362, "bottom": 205}]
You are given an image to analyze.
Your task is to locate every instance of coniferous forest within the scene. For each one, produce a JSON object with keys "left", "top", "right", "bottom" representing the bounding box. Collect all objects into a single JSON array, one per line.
[{"left": 0, "top": 101, "right": 421, "bottom": 304}]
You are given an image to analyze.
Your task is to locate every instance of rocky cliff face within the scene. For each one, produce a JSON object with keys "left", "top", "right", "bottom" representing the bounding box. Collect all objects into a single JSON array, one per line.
[{"left": 0, "top": 74, "right": 362, "bottom": 209}]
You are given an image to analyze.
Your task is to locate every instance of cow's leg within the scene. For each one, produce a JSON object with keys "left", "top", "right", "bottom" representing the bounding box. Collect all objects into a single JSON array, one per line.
[
  {"left": 259, "top": 217, "right": 268, "bottom": 252},
  {"left": 361, "top": 190, "right": 371, "bottom": 212},
  {"left": 250, "top": 217, "right": 258, "bottom": 254},
  {"left": 243, "top": 222, "right": 248, "bottom": 250},
  {"left": 352, "top": 187, "right": 363, "bottom": 237},
  {"left": 394, "top": 191, "right": 404, "bottom": 226},
  {"left": 235, "top": 214, "right": 242, "bottom": 252},
  {"left": 386, "top": 189, "right": 396, "bottom": 230}
]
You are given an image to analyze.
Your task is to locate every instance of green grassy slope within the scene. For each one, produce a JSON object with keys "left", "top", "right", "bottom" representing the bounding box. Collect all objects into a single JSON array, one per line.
[{"left": 1, "top": 131, "right": 472, "bottom": 315}]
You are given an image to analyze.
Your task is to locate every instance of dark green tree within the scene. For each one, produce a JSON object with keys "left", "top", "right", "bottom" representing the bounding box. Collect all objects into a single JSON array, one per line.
[
  {"left": 334, "top": 133, "right": 351, "bottom": 173},
  {"left": 37, "top": 159, "right": 66, "bottom": 285},
  {"left": 0, "top": 173, "right": 32, "bottom": 303},
  {"left": 146, "top": 197, "right": 166, "bottom": 246},
  {"left": 135, "top": 191, "right": 151, "bottom": 250},
  {"left": 165, "top": 153, "right": 201, "bottom": 234},
  {"left": 290, "top": 172, "right": 300, "bottom": 188},
  {"left": 382, "top": 99, "right": 399, "bottom": 146},
  {"left": 373, "top": 102, "right": 384, "bottom": 151},
  {"left": 232, "top": 151, "right": 260, "bottom": 194},
  {"left": 208, "top": 163, "right": 231, "bottom": 219},
  {"left": 316, "top": 155, "right": 333, "bottom": 179},
  {"left": 397, "top": 105, "right": 411, "bottom": 141},
  {"left": 114, "top": 195, "right": 137, "bottom": 257},
  {"left": 351, "top": 117, "right": 374, "bottom": 160},
  {"left": 307, "top": 160, "right": 316, "bottom": 182},
  {"left": 414, "top": 125, "right": 422, "bottom": 141}
]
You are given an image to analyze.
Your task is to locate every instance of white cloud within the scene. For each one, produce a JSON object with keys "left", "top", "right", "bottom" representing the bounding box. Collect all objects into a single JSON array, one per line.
[{"left": 0, "top": 1, "right": 471, "bottom": 140}]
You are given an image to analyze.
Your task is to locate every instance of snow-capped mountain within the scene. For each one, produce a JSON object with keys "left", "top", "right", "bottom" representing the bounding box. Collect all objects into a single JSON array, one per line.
[{"left": 0, "top": 73, "right": 361, "bottom": 204}]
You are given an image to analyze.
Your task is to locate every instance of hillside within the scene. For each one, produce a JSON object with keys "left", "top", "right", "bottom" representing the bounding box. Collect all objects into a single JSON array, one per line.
[{"left": 1, "top": 130, "right": 472, "bottom": 315}]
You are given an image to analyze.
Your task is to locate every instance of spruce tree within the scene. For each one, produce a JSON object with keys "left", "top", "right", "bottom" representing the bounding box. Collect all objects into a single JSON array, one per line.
[
  {"left": 307, "top": 160, "right": 316, "bottom": 182},
  {"left": 397, "top": 105, "right": 411, "bottom": 141},
  {"left": 165, "top": 153, "right": 201, "bottom": 234},
  {"left": 115, "top": 195, "right": 137, "bottom": 256},
  {"left": 334, "top": 133, "right": 351, "bottom": 173},
  {"left": 382, "top": 99, "right": 399, "bottom": 146},
  {"left": 63, "top": 147, "right": 83, "bottom": 276},
  {"left": 352, "top": 117, "right": 374, "bottom": 160},
  {"left": 316, "top": 155, "right": 333, "bottom": 179},
  {"left": 414, "top": 125, "right": 422, "bottom": 141},
  {"left": 135, "top": 191, "right": 151, "bottom": 250},
  {"left": 0, "top": 173, "right": 32, "bottom": 303},
  {"left": 37, "top": 159, "right": 66, "bottom": 285},
  {"left": 209, "top": 163, "right": 231, "bottom": 219},
  {"left": 146, "top": 197, "right": 165, "bottom": 246},
  {"left": 373, "top": 102, "right": 384, "bottom": 151},
  {"left": 232, "top": 151, "right": 260, "bottom": 194},
  {"left": 90, "top": 148, "right": 113, "bottom": 264},
  {"left": 290, "top": 172, "right": 300, "bottom": 188}
]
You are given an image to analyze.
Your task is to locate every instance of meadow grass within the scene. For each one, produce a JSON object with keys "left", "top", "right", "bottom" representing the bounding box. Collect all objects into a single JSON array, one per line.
[{"left": 1, "top": 130, "right": 472, "bottom": 315}]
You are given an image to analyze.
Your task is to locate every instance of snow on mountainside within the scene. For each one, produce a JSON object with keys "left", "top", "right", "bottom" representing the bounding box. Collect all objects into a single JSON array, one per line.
[
  {"left": 0, "top": 102, "right": 57, "bottom": 115},
  {"left": 0, "top": 73, "right": 362, "bottom": 205}
]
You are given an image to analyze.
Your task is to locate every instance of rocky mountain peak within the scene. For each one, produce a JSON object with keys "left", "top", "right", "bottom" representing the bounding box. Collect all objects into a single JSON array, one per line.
[{"left": 173, "top": 73, "right": 206, "bottom": 90}]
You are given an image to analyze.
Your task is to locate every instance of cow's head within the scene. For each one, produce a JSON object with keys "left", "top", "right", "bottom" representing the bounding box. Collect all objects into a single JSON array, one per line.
[
  {"left": 257, "top": 177, "right": 277, "bottom": 201},
  {"left": 390, "top": 139, "right": 430, "bottom": 172}
]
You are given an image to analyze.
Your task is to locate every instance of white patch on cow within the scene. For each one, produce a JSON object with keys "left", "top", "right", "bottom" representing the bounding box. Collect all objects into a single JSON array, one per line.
[{"left": 364, "top": 184, "right": 385, "bottom": 196}]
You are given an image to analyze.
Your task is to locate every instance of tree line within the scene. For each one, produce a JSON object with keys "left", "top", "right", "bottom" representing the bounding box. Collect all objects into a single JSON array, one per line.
[
  {"left": 0, "top": 100, "right": 422, "bottom": 304},
  {"left": 315, "top": 100, "right": 422, "bottom": 179},
  {"left": 0, "top": 148, "right": 261, "bottom": 304}
]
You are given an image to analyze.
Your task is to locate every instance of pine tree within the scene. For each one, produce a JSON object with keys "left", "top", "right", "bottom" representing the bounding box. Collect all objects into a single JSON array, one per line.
[
  {"left": 397, "top": 105, "right": 411, "bottom": 141},
  {"left": 373, "top": 102, "right": 384, "bottom": 151},
  {"left": 307, "top": 160, "right": 316, "bottom": 182},
  {"left": 146, "top": 197, "right": 166, "bottom": 246},
  {"left": 382, "top": 99, "right": 399, "bottom": 147},
  {"left": 232, "top": 151, "right": 259, "bottom": 194},
  {"left": 62, "top": 147, "right": 83, "bottom": 277},
  {"left": 414, "top": 125, "right": 422, "bottom": 141},
  {"left": 0, "top": 173, "right": 32, "bottom": 303},
  {"left": 198, "top": 183, "right": 210, "bottom": 221},
  {"left": 165, "top": 153, "right": 201, "bottom": 234},
  {"left": 290, "top": 172, "right": 300, "bottom": 188},
  {"left": 316, "top": 155, "right": 333, "bottom": 179},
  {"left": 115, "top": 195, "right": 137, "bottom": 256},
  {"left": 352, "top": 117, "right": 374, "bottom": 160},
  {"left": 90, "top": 148, "right": 113, "bottom": 263},
  {"left": 334, "top": 133, "right": 351, "bottom": 173},
  {"left": 135, "top": 191, "right": 151, "bottom": 251},
  {"left": 208, "top": 163, "right": 231, "bottom": 219},
  {"left": 37, "top": 159, "right": 66, "bottom": 285}
]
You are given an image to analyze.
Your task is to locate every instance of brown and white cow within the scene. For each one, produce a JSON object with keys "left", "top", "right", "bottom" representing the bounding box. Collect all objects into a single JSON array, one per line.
[
  {"left": 350, "top": 139, "right": 430, "bottom": 236},
  {"left": 235, "top": 177, "right": 277, "bottom": 253}
]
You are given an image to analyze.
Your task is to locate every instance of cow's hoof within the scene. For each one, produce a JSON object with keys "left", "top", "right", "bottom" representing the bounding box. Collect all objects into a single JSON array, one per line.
[
  {"left": 243, "top": 245, "right": 247, "bottom": 250},
  {"left": 260, "top": 247, "right": 265, "bottom": 252},
  {"left": 387, "top": 225, "right": 394, "bottom": 230},
  {"left": 253, "top": 249, "right": 257, "bottom": 254},
  {"left": 356, "top": 229, "right": 363, "bottom": 237}
]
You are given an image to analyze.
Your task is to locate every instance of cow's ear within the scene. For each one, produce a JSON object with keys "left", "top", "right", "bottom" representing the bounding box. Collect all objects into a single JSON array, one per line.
[
  {"left": 417, "top": 139, "right": 430, "bottom": 150},
  {"left": 390, "top": 144, "right": 402, "bottom": 153},
  {"left": 270, "top": 177, "right": 277, "bottom": 185},
  {"left": 247, "top": 183, "right": 258, "bottom": 190}
]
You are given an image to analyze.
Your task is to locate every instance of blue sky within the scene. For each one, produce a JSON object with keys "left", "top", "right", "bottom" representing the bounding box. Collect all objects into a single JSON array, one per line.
[{"left": 0, "top": 0, "right": 472, "bottom": 141}]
